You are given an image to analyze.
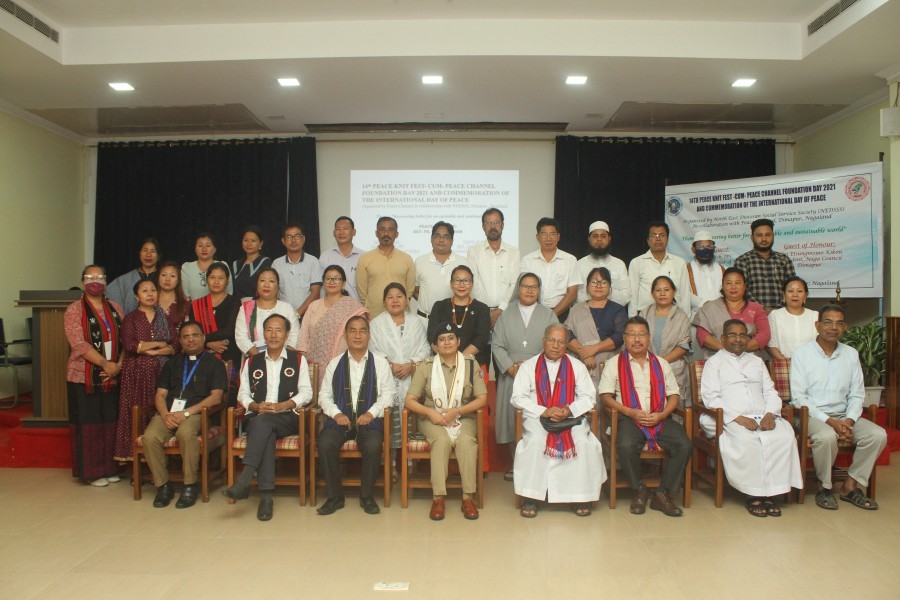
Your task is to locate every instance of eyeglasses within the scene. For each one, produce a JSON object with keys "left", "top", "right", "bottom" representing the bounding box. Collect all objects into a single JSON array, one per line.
[
  {"left": 451, "top": 278, "right": 472, "bottom": 285},
  {"left": 624, "top": 332, "right": 649, "bottom": 339},
  {"left": 538, "top": 232, "right": 559, "bottom": 239},
  {"left": 323, "top": 276, "right": 344, "bottom": 283},
  {"left": 588, "top": 279, "right": 610, "bottom": 287},
  {"left": 648, "top": 233, "right": 667, "bottom": 240},
  {"left": 283, "top": 233, "right": 303, "bottom": 241},
  {"left": 83, "top": 275, "right": 107, "bottom": 282},
  {"left": 724, "top": 333, "right": 751, "bottom": 340},
  {"left": 432, "top": 234, "right": 452, "bottom": 241},
  {"left": 483, "top": 220, "right": 502, "bottom": 227},
  {"left": 519, "top": 284, "right": 540, "bottom": 291}
]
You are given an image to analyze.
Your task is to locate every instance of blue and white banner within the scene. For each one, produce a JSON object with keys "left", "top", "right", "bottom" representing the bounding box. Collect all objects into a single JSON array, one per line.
[{"left": 665, "top": 162, "right": 883, "bottom": 298}]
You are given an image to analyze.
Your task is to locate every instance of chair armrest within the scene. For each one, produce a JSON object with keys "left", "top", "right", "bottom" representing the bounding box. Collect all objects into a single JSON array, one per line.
[{"left": 514, "top": 409, "right": 523, "bottom": 443}]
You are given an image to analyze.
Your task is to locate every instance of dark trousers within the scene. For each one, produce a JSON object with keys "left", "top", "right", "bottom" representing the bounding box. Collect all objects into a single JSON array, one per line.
[
  {"left": 242, "top": 412, "right": 299, "bottom": 491},
  {"left": 616, "top": 415, "right": 691, "bottom": 494},
  {"left": 318, "top": 427, "right": 382, "bottom": 499}
]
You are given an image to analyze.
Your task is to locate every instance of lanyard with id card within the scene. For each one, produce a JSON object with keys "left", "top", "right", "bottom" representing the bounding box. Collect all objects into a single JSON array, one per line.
[{"left": 171, "top": 354, "right": 203, "bottom": 412}]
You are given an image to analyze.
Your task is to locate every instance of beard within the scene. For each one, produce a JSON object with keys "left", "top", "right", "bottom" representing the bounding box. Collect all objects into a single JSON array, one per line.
[
  {"left": 753, "top": 241, "right": 771, "bottom": 253},
  {"left": 486, "top": 229, "right": 501, "bottom": 241},
  {"left": 590, "top": 246, "right": 610, "bottom": 258}
]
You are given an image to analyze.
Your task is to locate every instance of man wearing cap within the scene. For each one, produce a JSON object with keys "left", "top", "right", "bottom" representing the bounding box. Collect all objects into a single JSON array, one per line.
[
  {"left": 576, "top": 221, "right": 631, "bottom": 308},
  {"left": 687, "top": 230, "right": 724, "bottom": 362}
]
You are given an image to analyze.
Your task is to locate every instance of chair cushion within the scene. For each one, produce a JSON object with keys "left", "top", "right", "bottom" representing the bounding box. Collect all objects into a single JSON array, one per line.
[
  {"left": 770, "top": 359, "right": 791, "bottom": 402},
  {"left": 231, "top": 434, "right": 301, "bottom": 450},
  {"left": 406, "top": 439, "right": 430, "bottom": 452},
  {"left": 136, "top": 425, "right": 224, "bottom": 448}
]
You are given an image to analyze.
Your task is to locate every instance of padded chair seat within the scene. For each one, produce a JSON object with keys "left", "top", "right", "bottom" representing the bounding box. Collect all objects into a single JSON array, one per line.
[
  {"left": 136, "top": 425, "right": 224, "bottom": 448},
  {"left": 231, "top": 434, "right": 301, "bottom": 450},
  {"left": 406, "top": 439, "right": 430, "bottom": 452}
]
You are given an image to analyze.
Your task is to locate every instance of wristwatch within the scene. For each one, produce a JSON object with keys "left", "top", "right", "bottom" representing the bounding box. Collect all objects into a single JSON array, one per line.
[{"left": 183, "top": 410, "right": 191, "bottom": 418}]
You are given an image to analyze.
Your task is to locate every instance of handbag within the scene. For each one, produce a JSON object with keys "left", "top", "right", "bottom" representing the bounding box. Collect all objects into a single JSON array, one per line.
[{"left": 539, "top": 415, "right": 584, "bottom": 433}]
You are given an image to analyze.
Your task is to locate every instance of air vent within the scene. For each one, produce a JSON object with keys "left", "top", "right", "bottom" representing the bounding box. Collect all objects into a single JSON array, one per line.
[
  {"left": 0, "top": 0, "right": 59, "bottom": 43},
  {"left": 807, "top": 0, "right": 859, "bottom": 36}
]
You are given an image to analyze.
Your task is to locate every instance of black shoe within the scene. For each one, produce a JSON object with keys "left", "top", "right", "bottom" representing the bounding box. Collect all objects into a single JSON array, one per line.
[
  {"left": 223, "top": 480, "right": 251, "bottom": 501},
  {"left": 360, "top": 496, "right": 380, "bottom": 515},
  {"left": 316, "top": 496, "right": 345, "bottom": 515},
  {"left": 257, "top": 496, "right": 274, "bottom": 521},
  {"left": 175, "top": 484, "right": 200, "bottom": 509},
  {"left": 152, "top": 482, "right": 174, "bottom": 508}
]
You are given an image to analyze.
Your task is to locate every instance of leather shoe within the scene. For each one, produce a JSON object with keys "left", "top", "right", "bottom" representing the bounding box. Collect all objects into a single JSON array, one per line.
[
  {"left": 257, "top": 496, "right": 274, "bottom": 521},
  {"left": 152, "top": 482, "right": 174, "bottom": 508},
  {"left": 223, "top": 480, "right": 251, "bottom": 501},
  {"left": 316, "top": 496, "right": 345, "bottom": 516},
  {"left": 650, "top": 491, "right": 683, "bottom": 517},
  {"left": 630, "top": 483, "right": 648, "bottom": 515},
  {"left": 360, "top": 496, "right": 380, "bottom": 514},
  {"left": 461, "top": 498, "right": 479, "bottom": 520},
  {"left": 429, "top": 498, "right": 446, "bottom": 521},
  {"left": 175, "top": 484, "right": 200, "bottom": 509}
]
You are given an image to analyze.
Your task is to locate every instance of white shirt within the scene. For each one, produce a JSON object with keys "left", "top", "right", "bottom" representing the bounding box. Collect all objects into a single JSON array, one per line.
[
  {"left": 272, "top": 253, "right": 323, "bottom": 311},
  {"left": 520, "top": 248, "right": 581, "bottom": 310},
  {"left": 767, "top": 307, "right": 818, "bottom": 358},
  {"left": 414, "top": 252, "right": 465, "bottom": 316},
  {"left": 687, "top": 259, "right": 724, "bottom": 319},
  {"left": 627, "top": 250, "right": 691, "bottom": 318},
  {"left": 317, "top": 351, "right": 395, "bottom": 420},
  {"left": 467, "top": 240, "right": 520, "bottom": 311},
  {"left": 576, "top": 254, "right": 631, "bottom": 307},
  {"left": 790, "top": 340, "right": 865, "bottom": 423},
  {"left": 510, "top": 353, "right": 597, "bottom": 420},
  {"left": 234, "top": 300, "right": 300, "bottom": 354},
  {"left": 236, "top": 348, "right": 313, "bottom": 411},
  {"left": 319, "top": 245, "right": 363, "bottom": 301},
  {"left": 598, "top": 352, "right": 680, "bottom": 412},
  {"left": 700, "top": 349, "right": 780, "bottom": 425}
]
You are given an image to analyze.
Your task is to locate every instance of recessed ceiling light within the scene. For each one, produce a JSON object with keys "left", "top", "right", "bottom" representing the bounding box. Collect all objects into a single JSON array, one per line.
[
  {"left": 732, "top": 78, "right": 756, "bottom": 87},
  {"left": 108, "top": 82, "right": 134, "bottom": 91},
  {"left": 566, "top": 76, "right": 588, "bottom": 85},
  {"left": 422, "top": 75, "right": 443, "bottom": 85},
  {"left": 278, "top": 78, "right": 300, "bottom": 87}
]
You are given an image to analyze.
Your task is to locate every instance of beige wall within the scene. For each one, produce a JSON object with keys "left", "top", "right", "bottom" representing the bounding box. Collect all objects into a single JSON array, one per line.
[
  {"left": 792, "top": 100, "right": 892, "bottom": 323},
  {"left": 0, "top": 111, "right": 84, "bottom": 395}
]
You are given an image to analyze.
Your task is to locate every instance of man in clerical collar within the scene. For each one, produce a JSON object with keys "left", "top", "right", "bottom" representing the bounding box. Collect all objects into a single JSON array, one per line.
[
  {"left": 143, "top": 321, "right": 227, "bottom": 509},
  {"left": 598, "top": 316, "right": 691, "bottom": 516},
  {"left": 223, "top": 314, "right": 313, "bottom": 520},
  {"left": 316, "top": 316, "right": 395, "bottom": 515},
  {"left": 511, "top": 324, "right": 606, "bottom": 518},
  {"left": 405, "top": 322, "right": 488, "bottom": 521},
  {"left": 700, "top": 319, "right": 802, "bottom": 517}
]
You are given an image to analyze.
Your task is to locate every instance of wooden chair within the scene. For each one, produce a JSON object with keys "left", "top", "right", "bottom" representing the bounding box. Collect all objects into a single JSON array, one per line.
[
  {"left": 132, "top": 359, "right": 232, "bottom": 502},
  {"left": 224, "top": 363, "right": 317, "bottom": 506},
  {"left": 400, "top": 408, "right": 484, "bottom": 508},
  {"left": 513, "top": 408, "right": 599, "bottom": 508},
  {"left": 309, "top": 407, "right": 391, "bottom": 507},
  {"left": 0, "top": 317, "right": 33, "bottom": 409},
  {"left": 767, "top": 358, "right": 792, "bottom": 403}
]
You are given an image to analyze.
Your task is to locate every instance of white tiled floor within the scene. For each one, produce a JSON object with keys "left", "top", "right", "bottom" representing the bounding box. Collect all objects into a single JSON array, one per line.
[{"left": 0, "top": 465, "right": 898, "bottom": 599}]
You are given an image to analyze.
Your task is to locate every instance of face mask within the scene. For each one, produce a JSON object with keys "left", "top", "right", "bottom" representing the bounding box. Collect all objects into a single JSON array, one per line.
[
  {"left": 85, "top": 282, "right": 106, "bottom": 296},
  {"left": 695, "top": 247, "right": 715, "bottom": 261}
]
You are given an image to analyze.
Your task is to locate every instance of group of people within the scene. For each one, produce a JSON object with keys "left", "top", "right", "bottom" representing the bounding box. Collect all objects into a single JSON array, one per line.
[{"left": 64, "top": 210, "right": 886, "bottom": 521}]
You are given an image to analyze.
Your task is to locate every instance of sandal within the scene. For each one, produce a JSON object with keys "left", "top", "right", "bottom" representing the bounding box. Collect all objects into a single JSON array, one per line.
[
  {"left": 574, "top": 503, "right": 592, "bottom": 517},
  {"left": 503, "top": 469, "right": 514, "bottom": 482},
  {"left": 763, "top": 499, "right": 782, "bottom": 517},
  {"left": 815, "top": 489, "right": 838, "bottom": 510},
  {"left": 745, "top": 497, "right": 767, "bottom": 517},
  {"left": 839, "top": 487, "right": 878, "bottom": 511},
  {"left": 520, "top": 501, "right": 538, "bottom": 518}
]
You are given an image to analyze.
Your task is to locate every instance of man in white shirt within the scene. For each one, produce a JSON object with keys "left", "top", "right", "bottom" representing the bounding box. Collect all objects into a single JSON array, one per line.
[
  {"left": 316, "top": 316, "right": 395, "bottom": 515},
  {"left": 628, "top": 221, "right": 691, "bottom": 317},
  {"left": 576, "top": 220, "right": 630, "bottom": 308},
  {"left": 467, "top": 208, "right": 520, "bottom": 327},
  {"left": 520, "top": 217, "right": 581, "bottom": 321},
  {"left": 272, "top": 222, "right": 323, "bottom": 320},
  {"left": 414, "top": 221, "right": 465, "bottom": 323},
  {"left": 319, "top": 216, "right": 364, "bottom": 301},
  {"left": 687, "top": 230, "right": 724, "bottom": 320},
  {"left": 223, "top": 314, "right": 313, "bottom": 520}
]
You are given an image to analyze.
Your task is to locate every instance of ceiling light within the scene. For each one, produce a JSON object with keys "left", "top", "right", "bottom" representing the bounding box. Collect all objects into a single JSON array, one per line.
[
  {"left": 566, "top": 76, "right": 588, "bottom": 85},
  {"left": 422, "top": 75, "right": 443, "bottom": 85},
  {"left": 732, "top": 78, "right": 756, "bottom": 87},
  {"left": 278, "top": 78, "right": 300, "bottom": 87},
  {"left": 108, "top": 82, "right": 134, "bottom": 91}
]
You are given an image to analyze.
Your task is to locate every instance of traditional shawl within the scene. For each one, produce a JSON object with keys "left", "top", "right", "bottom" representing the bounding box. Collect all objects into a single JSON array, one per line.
[
  {"left": 326, "top": 351, "right": 381, "bottom": 432},
  {"left": 535, "top": 353, "right": 577, "bottom": 460},
  {"left": 369, "top": 311, "right": 431, "bottom": 405},
  {"left": 247, "top": 349, "right": 305, "bottom": 405},
  {"left": 643, "top": 304, "right": 691, "bottom": 358},
  {"left": 618, "top": 351, "right": 667, "bottom": 450},
  {"left": 692, "top": 298, "right": 759, "bottom": 357},
  {"left": 301, "top": 297, "right": 368, "bottom": 386},
  {"left": 80, "top": 295, "right": 122, "bottom": 393},
  {"left": 192, "top": 294, "right": 218, "bottom": 335},
  {"left": 565, "top": 301, "right": 625, "bottom": 360},
  {"left": 430, "top": 351, "right": 466, "bottom": 442}
]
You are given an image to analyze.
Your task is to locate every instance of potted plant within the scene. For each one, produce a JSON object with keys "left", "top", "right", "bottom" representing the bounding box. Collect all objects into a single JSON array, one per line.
[{"left": 842, "top": 317, "right": 886, "bottom": 407}]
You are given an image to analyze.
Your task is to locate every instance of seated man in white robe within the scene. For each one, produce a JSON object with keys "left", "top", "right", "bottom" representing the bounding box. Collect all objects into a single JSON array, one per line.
[
  {"left": 700, "top": 319, "right": 803, "bottom": 517},
  {"left": 511, "top": 324, "right": 606, "bottom": 517}
]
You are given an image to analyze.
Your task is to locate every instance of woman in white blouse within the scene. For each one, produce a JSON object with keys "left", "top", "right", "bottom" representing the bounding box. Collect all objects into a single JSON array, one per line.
[
  {"left": 234, "top": 267, "right": 299, "bottom": 357},
  {"left": 766, "top": 276, "right": 818, "bottom": 359}
]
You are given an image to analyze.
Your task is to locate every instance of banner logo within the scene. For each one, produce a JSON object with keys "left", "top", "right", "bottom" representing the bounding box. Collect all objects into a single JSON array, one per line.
[
  {"left": 845, "top": 177, "right": 870, "bottom": 201},
  {"left": 665, "top": 196, "right": 683, "bottom": 216}
]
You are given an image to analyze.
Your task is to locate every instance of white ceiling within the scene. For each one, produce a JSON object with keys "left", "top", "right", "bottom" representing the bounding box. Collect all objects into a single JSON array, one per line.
[{"left": 1, "top": 0, "right": 898, "bottom": 139}]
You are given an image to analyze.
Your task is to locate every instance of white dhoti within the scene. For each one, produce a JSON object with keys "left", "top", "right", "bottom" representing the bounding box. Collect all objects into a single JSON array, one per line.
[
  {"left": 702, "top": 418, "right": 803, "bottom": 497},
  {"left": 514, "top": 419, "right": 607, "bottom": 503}
]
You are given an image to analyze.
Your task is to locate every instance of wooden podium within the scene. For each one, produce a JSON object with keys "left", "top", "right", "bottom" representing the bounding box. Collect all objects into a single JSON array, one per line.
[
  {"left": 16, "top": 290, "right": 82, "bottom": 427},
  {"left": 887, "top": 316, "right": 899, "bottom": 429}
]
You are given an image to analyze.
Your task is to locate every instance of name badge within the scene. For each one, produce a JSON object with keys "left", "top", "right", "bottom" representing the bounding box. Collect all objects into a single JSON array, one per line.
[
  {"left": 103, "top": 340, "right": 112, "bottom": 359},
  {"left": 170, "top": 398, "right": 187, "bottom": 412}
]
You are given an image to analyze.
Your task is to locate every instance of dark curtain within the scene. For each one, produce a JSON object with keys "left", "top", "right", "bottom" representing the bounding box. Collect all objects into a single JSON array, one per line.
[
  {"left": 94, "top": 137, "right": 318, "bottom": 279},
  {"left": 554, "top": 136, "right": 775, "bottom": 264}
]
